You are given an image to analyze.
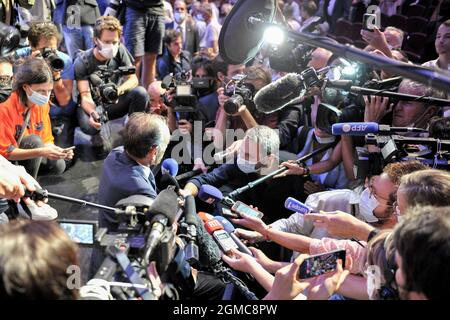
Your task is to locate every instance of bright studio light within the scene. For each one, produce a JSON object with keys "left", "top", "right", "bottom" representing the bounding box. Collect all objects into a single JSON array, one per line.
[{"left": 263, "top": 26, "right": 285, "bottom": 46}]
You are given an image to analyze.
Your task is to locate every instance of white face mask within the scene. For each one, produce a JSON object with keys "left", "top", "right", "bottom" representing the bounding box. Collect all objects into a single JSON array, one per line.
[
  {"left": 195, "top": 14, "right": 204, "bottom": 22},
  {"left": 237, "top": 155, "right": 259, "bottom": 174},
  {"left": 314, "top": 131, "right": 336, "bottom": 144},
  {"left": 27, "top": 88, "right": 50, "bottom": 106},
  {"left": 97, "top": 40, "right": 119, "bottom": 59},
  {"left": 174, "top": 12, "right": 186, "bottom": 24},
  {"left": 359, "top": 187, "right": 380, "bottom": 223}
]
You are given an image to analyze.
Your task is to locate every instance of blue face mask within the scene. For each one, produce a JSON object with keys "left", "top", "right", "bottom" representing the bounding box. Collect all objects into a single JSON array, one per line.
[{"left": 27, "top": 88, "right": 50, "bottom": 106}]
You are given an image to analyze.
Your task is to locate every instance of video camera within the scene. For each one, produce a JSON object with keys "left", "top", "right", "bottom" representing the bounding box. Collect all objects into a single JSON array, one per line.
[
  {"left": 162, "top": 71, "right": 215, "bottom": 114},
  {"left": 223, "top": 74, "right": 255, "bottom": 114},
  {"left": 89, "top": 65, "right": 136, "bottom": 105},
  {"left": 268, "top": 42, "right": 314, "bottom": 73}
]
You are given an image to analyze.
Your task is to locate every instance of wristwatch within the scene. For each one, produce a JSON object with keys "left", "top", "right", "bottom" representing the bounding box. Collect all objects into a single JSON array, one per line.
[{"left": 53, "top": 76, "right": 62, "bottom": 82}]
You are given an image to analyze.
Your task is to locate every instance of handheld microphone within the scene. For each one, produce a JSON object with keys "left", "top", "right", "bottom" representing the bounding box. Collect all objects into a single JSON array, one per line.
[
  {"left": 175, "top": 166, "right": 211, "bottom": 182},
  {"left": 204, "top": 219, "right": 239, "bottom": 255},
  {"left": 254, "top": 73, "right": 303, "bottom": 114},
  {"left": 215, "top": 216, "right": 254, "bottom": 257},
  {"left": 144, "top": 189, "right": 179, "bottom": 263},
  {"left": 284, "top": 197, "right": 312, "bottom": 215},
  {"left": 161, "top": 158, "right": 179, "bottom": 177},
  {"left": 195, "top": 214, "right": 223, "bottom": 267},
  {"left": 183, "top": 195, "right": 199, "bottom": 264},
  {"left": 198, "top": 185, "right": 235, "bottom": 207},
  {"left": 332, "top": 122, "right": 428, "bottom": 136},
  {"left": 198, "top": 211, "right": 215, "bottom": 222}
]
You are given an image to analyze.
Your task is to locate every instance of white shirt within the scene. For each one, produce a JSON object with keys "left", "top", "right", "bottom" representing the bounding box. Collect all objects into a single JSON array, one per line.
[
  {"left": 422, "top": 59, "right": 450, "bottom": 117},
  {"left": 200, "top": 20, "right": 221, "bottom": 50},
  {"left": 174, "top": 20, "right": 187, "bottom": 45},
  {"left": 327, "top": 0, "right": 337, "bottom": 16}
]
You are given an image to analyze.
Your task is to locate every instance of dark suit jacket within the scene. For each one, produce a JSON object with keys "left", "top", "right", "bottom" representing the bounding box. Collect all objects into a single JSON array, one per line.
[
  {"left": 98, "top": 146, "right": 157, "bottom": 231},
  {"left": 198, "top": 91, "right": 219, "bottom": 125},
  {"left": 166, "top": 16, "right": 200, "bottom": 56},
  {"left": 323, "top": 0, "right": 352, "bottom": 33}
]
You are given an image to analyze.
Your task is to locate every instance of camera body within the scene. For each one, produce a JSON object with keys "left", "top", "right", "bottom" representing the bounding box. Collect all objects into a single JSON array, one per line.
[
  {"left": 268, "top": 43, "right": 314, "bottom": 73},
  {"left": 162, "top": 71, "right": 212, "bottom": 114},
  {"left": 224, "top": 74, "right": 255, "bottom": 114}
]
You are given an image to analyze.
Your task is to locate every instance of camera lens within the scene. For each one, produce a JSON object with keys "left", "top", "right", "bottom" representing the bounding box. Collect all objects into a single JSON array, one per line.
[
  {"left": 224, "top": 94, "right": 244, "bottom": 114},
  {"left": 103, "top": 86, "right": 119, "bottom": 102},
  {"left": 48, "top": 55, "right": 65, "bottom": 71}
]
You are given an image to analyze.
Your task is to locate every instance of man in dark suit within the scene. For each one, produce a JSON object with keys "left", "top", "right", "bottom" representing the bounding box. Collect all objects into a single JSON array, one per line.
[
  {"left": 97, "top": 113, "right": 171, "bottom": 232},
  {"left": 166, "top": 0, "right": 200, "bottom": 56},
  {"left": 322, "top": 0, "right": 352, "bottom": 34}
]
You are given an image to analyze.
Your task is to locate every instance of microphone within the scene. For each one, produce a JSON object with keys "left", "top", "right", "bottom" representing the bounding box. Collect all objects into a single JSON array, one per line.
[
  {"left": 89, "top": 73, "right": 104, "bottom": 87},
  {"left": 195, "top": 214, "right": 223, "bottom": 267},
  {"left": 183, "top": 195, "right": 199, "bottom": 264},
  {"left": 144, "top": 189, "right": 179, "bottom": 263},
  {"left": 198, "top": 211, "right": 215, "bottom": 222},
  {"left": 204, "top": 219, "right": 239, "bottom": 255},
  {"left": 254, "top": 73, "right": 303, "bottom": 114},
  {"left": 175, "top": 167, "right": 211, "bottom": 182},
  {"left": 215, "top": 216, "right": 254, "bottom": 257},
  {"left": 198, "top": 185, "right": 236, "bottom": 207},
  {"left": 162, "top": 158, "right": 179, "bottom": 177},
  {"left": 284, "top": 197, "right": 312, "bottom": 215},
  {"left": 331, "top": 122, "right": 428, "bottom": 136}
]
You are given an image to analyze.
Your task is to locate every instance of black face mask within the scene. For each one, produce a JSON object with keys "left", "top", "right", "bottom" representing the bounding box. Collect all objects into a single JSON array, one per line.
[{"left": 0, "top": 83, "right": 12, "bottom": 103}]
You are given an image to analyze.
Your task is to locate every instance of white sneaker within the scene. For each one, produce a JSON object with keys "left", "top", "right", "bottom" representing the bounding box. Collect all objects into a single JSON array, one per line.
[{"left": 18, "top": 202, "right": 58, "bottom": 221}]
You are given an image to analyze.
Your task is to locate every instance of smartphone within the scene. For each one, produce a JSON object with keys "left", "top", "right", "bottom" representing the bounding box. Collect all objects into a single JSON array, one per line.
[
  {"left": 59, "top": 220, "right": 97, "bottom": 246},
  {"left": 363, "top": 13, "right": 377, "bottom": 32},
  {"left": 222, "top": 207, "right": 239, "bottom": 219},
  {"left": 299, "top": 249, "right": 346, "bottom": 279},
  {"left": 231, "top": 201, "right": 264, "bottom": 219}
]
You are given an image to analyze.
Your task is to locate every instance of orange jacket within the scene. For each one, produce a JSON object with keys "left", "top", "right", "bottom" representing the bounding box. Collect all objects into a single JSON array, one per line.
[{"left": 0, "top": 91, "right": 54, "bottom": 159}]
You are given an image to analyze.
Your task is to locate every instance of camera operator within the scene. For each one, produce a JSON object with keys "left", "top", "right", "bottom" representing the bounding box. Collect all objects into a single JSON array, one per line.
[
  {"left": 0, "top": 58, "right": 73, "bottom": 180},
  {"left": 0, "top": 57, "right": 13, "bottom": 103},
  {"left": 393, "top": 205, "right": 450, "bottom": 300},
  {"left": 341, "top": 78, "right": 447, "bottom": 181},
  {"left": 0, "top": 219, "right": 79, "bottom": 299},
  {"left": 15, "top": 21, "right": 76, "bottom": 148},
  {"left": 215, "top": 65, "right": 302, "bottom": 152},
  {"left": 197, "top": 54, "right": 244, "bottom": 124},
  {"left": 157, "top": 29, "right": 192, "bottom": 80},
  {"left": 74, "top": 16, "right": 149, "bottom": 147}
]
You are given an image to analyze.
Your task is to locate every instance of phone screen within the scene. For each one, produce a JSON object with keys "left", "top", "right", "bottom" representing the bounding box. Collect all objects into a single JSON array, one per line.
[
  {"left": 363, "top": 14, "right": 377, "bottom": 31},
  {"left": 59, "top": 221, "right": 96, "bottom": 245},
  {"left": 232, "top": 202, "right": 264, "bottom": 219},
  {"left": 299, "top": 249, "right": 346, "bottom": 279}
]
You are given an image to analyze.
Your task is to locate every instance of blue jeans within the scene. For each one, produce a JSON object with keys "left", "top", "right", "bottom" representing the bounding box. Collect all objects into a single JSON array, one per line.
[{"left": 62, "top": 25, "right": 95, "bottom": 59}]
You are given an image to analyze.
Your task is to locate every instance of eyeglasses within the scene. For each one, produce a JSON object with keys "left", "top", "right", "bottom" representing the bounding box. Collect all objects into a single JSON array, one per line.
[{"left": 0, "top": 75, "right": 12, "bottom": 85}]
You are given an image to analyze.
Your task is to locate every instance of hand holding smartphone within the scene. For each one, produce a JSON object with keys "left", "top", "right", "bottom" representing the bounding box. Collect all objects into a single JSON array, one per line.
[
  {"left": 298, "top": 249, "right": 346, "bottom": 279},
  {"left": 231, "top": 201, "right": 264, "bottom": 219}
]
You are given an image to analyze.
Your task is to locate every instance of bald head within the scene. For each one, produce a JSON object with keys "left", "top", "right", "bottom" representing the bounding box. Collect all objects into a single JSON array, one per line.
[
  {"left": 148, "top": 81, "right": 168, "bottom": 115},
  {"left": 308, "top": 48, "right": 333, "bottom": 70}
]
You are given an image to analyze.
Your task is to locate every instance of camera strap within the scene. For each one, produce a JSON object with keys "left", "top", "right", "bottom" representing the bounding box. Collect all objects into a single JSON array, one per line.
[{"left": 114, "top": 251, "right": 155, "bottom": 300}]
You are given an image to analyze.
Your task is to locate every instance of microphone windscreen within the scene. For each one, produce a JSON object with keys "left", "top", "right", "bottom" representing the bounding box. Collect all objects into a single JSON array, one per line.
[
  {"left": 184, "top": 195, "right": 197, "bottom": 226},
  {"left": 160, "top": 173, "right": 181, "bottom": 192},
  {"left": 147, "top": 189, "right": 179, "bottom": 225},
  {"left": 332, "top": 122, "right": 379, "bottom": 136},
  {"left": 198, "top": 211, "right": 214, "bottom": 222},
  {"left": 254, "top": 73, "right": 303, "bottom": 114},
  {"left": 214, "top": 215, "right": 235, "bottom": 233},
  {"left": 284, "top": 197, "right": 312, "bottom": 215},
  {"left": 89, "top": 73, "right": 103, "bottom": 87},
  {"left": 162, "top": 158, "right": 179, "bottom": 176},
  {"left": 198, "top": 185, "right": 223, "bottom": 205},
  {"left": 195, "top": 214, "right": 222, "bottom": 266}
]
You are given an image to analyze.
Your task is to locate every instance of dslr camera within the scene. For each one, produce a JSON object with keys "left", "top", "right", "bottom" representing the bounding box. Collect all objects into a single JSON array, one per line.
[
  {"left": 40, "top": 48, "right": 65, "bottom": 72},
  {"left": 224, "top": 74, "right": 255, "bottom": 114}
]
